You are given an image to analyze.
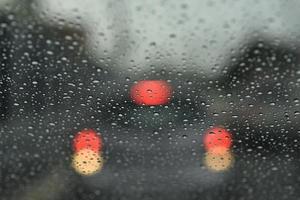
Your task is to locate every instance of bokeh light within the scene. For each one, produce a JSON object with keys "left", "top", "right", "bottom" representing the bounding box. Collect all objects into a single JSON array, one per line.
[
  {"left": 72, "top": 129, "right": 104, "bottom": 176},
  {"left": 72, "top": 149, "right": 104, "bottom": 176},
  {"left": 73, "top": 129, "right": 102, "bottom": 153},
  {"left": 130, "top": 80, "right": 172, "bottom": 106},
  {"left": 204, "top": 148, "right": 234, "bottom": 172},
  {"left": 203, "top": 127, "right": 232, "bottom": 151}
]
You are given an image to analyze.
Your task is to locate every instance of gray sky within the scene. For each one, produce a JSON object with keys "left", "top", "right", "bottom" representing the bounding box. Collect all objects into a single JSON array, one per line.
[{"left": 31, "top": 0, "right": 300, "bottom": 77}]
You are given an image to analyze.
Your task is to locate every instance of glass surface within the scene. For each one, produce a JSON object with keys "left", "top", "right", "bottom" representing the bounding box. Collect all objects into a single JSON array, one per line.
[{"left": 1, "top": 1, "right": 300, "bottom": 199}]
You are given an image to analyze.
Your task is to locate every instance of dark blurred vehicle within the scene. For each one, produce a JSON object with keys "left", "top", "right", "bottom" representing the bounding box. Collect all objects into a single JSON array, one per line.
[{"left": 2, "top": 1, "right": 300, "bottom": 200}]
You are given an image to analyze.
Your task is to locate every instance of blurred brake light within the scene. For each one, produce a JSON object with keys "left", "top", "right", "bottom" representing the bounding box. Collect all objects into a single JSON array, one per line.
[
  {"left": 73, "top": 129, "right": 103, "bottom": 153},
  {"left": 203, "top": 127, "right": 232, "bottom": 151},
  {"left": 203, "top": 127, "right": 234, "bottom": 172},
  {"left": 130, "top": 80, "right": 172, "bottom": 106},
  {"left": 72, "top": 129, "right": 104, "bottom": 175}
]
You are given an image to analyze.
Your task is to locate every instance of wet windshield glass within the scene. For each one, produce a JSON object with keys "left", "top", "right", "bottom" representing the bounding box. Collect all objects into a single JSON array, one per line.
[{"left": 2, "top": 1, "right": 300, "bottom": 200}]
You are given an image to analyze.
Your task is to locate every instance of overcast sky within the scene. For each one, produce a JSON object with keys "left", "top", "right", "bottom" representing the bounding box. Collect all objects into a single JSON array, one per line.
[{"left": 23, "top": 0, "right": 300, "bottom": 77}]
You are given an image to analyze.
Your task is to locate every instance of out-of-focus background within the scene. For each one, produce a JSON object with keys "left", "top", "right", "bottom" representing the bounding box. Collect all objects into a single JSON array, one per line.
[{"left": 1, "top": 1, "right": 300, "bottom": 199}]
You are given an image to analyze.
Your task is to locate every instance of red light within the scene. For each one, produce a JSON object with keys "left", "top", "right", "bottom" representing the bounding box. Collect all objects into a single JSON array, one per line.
[
  {"left": 203, "top": 127, "right": 232, "bottom": 151},
  {"left": 73, "top": 129, "right": 102, "bottom": 153},
  {"left": 130, "top": 80, "right": 172, "bottom": 106}
]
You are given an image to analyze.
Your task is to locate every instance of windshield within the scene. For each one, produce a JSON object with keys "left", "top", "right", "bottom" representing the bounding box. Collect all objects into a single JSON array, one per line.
[{"left": 2, "top": 1, "right": 300, "bottom": 200}]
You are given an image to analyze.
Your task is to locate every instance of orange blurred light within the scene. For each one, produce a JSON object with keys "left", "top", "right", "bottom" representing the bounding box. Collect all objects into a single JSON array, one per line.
[
  {"left": 204, "top": 148, "right": 234, "bottom": 172},
  {"left": 203, "top": 127, "right": 232, "bottom": 151},
  {"left": 73, "top": 129, "right": 102, "bottom": 153},
  {"left": 130, "top": 80, "right": 172, "bottom": 106},
  {"left": 72, "top": 149, "right": 104, "bottom": 176}
]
